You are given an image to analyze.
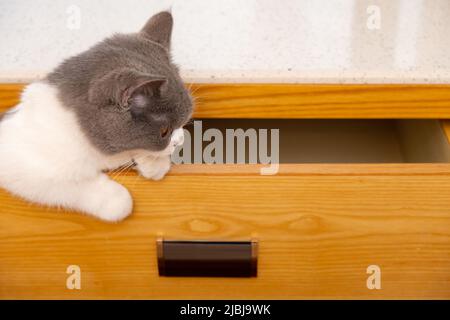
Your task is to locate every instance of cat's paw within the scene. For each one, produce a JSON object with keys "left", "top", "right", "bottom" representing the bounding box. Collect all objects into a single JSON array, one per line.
[
  {"left": 94, "top": 182, "right": 133, "bottom": 222},
  {"left": 136, "top": 155, "right": 171, "bottom": 181}
]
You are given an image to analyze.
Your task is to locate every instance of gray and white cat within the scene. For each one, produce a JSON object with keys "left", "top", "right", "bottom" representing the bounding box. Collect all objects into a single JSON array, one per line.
[{"left": 0, "top": 12, "right": 193, "bottom": 222}]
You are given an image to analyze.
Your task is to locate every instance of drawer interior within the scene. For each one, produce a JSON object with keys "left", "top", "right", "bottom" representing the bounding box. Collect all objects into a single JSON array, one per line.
[{"left": 184, "top": 119, "right": 450, "bottom": 163}]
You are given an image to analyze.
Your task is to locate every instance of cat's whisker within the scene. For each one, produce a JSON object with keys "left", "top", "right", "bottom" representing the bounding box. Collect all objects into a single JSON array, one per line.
[
  {"left": 130, "top": 169, "right": 143, "bottom": 188},
  {"left": 189, "top": 84, "right": 204, "bottom": 95},
  {"left": 193, "top": 92, "right": 214, "bottom": 99},
  {"left": 109, "top": 161, "right": 133, "bottom": 174},
  {"left": 191, "top": 95, "right": 214, "bottom": 104},
  {"left": 110, "top": 169, "right": 132, "bottom": 181},
  {"left": 110, "top": 161, "right": 135, "bottom": 180},
  {"left": 190, "top": 86, "right": 202, "bottom": 96},
  {"left": 119, "top": 166, "right": 135, "bottom": 178}
]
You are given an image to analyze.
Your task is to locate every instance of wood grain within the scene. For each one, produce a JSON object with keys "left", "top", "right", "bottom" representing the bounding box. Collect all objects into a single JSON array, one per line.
[
  {"left": 3, "top": 83, "right": 450, "bottom": 118},
  {"left": 1, "top": 164, "right": 450, "bottom": 299},
  {"left": 0, "top": 84, "right": 22, "bottom": 112},
  {"left": 442, "top": 120, "right": 450, "bottom": 143},
  {"left": 168, "top": 163, "right": 450, "bottom": 176}
]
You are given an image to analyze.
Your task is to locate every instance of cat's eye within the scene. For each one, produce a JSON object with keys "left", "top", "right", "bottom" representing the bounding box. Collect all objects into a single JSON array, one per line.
[{"left": 160, "top": 126, "right": 170, "bottom": 138}]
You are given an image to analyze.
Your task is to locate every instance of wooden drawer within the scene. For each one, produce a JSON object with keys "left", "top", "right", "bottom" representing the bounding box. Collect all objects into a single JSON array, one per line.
[{"left": 1, "top": 118, "right": 450, "bottom": 299}]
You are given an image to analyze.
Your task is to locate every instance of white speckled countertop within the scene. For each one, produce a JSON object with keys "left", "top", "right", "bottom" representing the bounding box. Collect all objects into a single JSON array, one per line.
[{"left": 1, "top": 0, "right": 450, "bottom": 83}]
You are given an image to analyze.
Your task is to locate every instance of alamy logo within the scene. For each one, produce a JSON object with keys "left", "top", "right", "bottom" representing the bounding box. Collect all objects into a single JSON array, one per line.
[
  {"left": 66, "top": 265, "right": 81, "bottom": 290},
  {"left": 172, "top": 121, "right": 280, "bottom": 175},
  {"left": 366, "top": 5, "right": 381, "bottom": 30},
  {"left": 366, "top": 265, "right": 381, "bottom": 290},
  {"left": 66, "top": 5, "right": 81, "bottom": 30}
]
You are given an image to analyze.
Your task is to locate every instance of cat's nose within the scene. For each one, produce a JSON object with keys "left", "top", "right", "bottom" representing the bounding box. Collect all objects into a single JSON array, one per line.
[{"left": 171, "top": 128, "right": 184, "bottom": 147}]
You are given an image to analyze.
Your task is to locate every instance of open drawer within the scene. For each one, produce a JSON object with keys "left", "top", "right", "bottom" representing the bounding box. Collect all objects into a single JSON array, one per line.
[{"left": 1, "top": 119, "right": 450, "bottom": 299}]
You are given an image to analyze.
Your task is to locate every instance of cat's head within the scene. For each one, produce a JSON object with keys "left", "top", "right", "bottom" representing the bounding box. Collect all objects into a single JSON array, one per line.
[{"left": 47, "top": 11, "right": 193, "bottom": 155}]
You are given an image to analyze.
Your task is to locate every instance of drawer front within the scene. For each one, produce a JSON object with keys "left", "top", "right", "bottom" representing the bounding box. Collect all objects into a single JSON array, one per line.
[
  {"left": 4, "top": 84, "right": 450, "bottom": 119},
  {"left": 1, "top": 164, "right": 450, "bottom": 299}
]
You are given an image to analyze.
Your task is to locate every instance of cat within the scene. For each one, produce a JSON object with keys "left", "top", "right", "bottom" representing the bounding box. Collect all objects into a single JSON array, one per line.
[{"left": 0, "top": 11, "right": 193, "bottom": 222}]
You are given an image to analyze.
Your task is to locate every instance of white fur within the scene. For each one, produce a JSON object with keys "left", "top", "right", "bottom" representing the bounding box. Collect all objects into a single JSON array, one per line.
[{"left": 0, "top": 82, "right": 184, "bottom": 222}]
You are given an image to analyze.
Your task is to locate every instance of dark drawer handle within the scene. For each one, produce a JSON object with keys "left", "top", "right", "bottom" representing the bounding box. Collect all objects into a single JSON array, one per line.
[{"left": 157, "top": 238, "right": 258, "bottom": 277}]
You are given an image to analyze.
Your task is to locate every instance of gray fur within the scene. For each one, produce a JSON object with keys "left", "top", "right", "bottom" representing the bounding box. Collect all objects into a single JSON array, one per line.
[{"left": 46, "top": 11, "right": 193, "bottom": 154}]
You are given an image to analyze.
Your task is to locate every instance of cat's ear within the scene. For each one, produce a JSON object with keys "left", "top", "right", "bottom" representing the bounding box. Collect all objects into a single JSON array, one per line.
[
  {"left": 122, "top": 75, "right": 167, "bottom": 109},
  {"left": 88, "top": 68, "right": 167, "bottom": 108},
  {"left": 140, "top": 11, "right": 173, "bottom": 50}
]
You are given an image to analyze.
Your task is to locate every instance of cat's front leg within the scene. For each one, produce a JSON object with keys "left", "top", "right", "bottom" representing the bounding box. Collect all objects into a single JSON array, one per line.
[
  {"left": 135, "top": 155, "right": 171, "bottom": 181},
  {"left": 73, "top": 174, "right": 133, "bottom": 222}
]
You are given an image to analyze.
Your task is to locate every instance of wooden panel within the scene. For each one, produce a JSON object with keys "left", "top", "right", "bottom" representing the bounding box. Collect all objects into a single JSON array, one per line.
[
  {"left": 442, "top": 120, "right": 450, "bottom": 143},
  {"left": 3, "top": 83, "right": 450, "bottom": 118},
  {"left": 167, "top": 163, "right": 450, "bottom": 176},
  {"left": 397, "top": 120, "right": 450, "bottom": 162},
  {"left": 191, "top": 84, "right": 450, "bottom": 119},
  {"left": 0, "top": 84, "right": 22, "bottom": 111},
  {"left": 1, "top": 164, "right": 450, "bottom": 299}
]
